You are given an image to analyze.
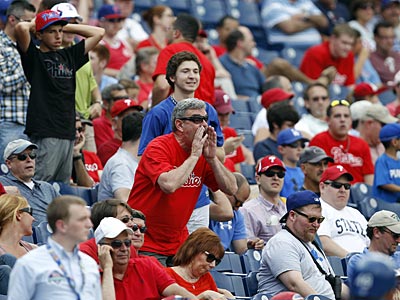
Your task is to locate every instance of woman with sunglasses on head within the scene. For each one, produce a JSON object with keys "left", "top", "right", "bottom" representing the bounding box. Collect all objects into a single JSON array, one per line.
[{"left": 166, "top": 227, "right": 235, "bottom": 299}]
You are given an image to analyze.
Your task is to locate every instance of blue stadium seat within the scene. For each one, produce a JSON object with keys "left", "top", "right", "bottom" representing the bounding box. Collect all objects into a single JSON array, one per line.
[
  {"left": 329, "top": 84, "right": 349, "bottom": 100},
  {"left": 230, "top": 113, "right": 253, "bottom": 131},
  {"left": 240, "top": 163, "right": 256, "bottom": 185},
  {"left": 280, "top": 47, "right": 306, "bottom": 68},
  {"left": 237, "top": 130, "right": 254, "bottom": 150},
  {"left": 236, "top": 1, "right": 262, "bottom": 29},
  {"left": 376, "top": 199, "right": 400, "bottom": 216},
  {"left": 241, "top": 249, "right": 262, "bottom": 273},
  {"left": 244, "top": 271, "right": 259, "bottom": 297},
  {"left": 189, "top": 0, "right": 227, "bottom": 29},
  {"left": 0, "top": 163, "right": 8, "bottom": 175},
  {"left": 35, "top": 221, "right": 52, "bottom": 245},
  {"left": 52, "top": 182, "right": 97, "bottom": 206},
  {"left": 214, "top": 251, "right": 244, "bottom": 273},
  {"left": 210, "top": 271, "right": 248, "bottom": 297},
  {"left": 349, "top": 183, "right": 372, "bottom": 208},
  {"left": 153, "top": 0, "right": 190, "bottom": 14},
  {"left": 327, "top": 256, "right": 345, "bottom": 277},
  {"left": 378, "top": 88, "right": 396, "bottom": 106},
  {"left": 247, "top": 97, "right": 262, "bottom": 114},
  {"left": 253, "top": 48, "right": 280, "bottom": 65},
  {"left": 304, "top": 295, "right": 331, "bottom": 300},
  {"left": 232, "top": 99, "right": 250, "bottom": 114},
  {"left": 356, "top": 196, "right": 379, "bottom": 220},
  {"left": 134, "top": 0, "right": 154, "bottom": 13},
  {"left": 252, "top": 293, "right": 273, "bottom": 300}
]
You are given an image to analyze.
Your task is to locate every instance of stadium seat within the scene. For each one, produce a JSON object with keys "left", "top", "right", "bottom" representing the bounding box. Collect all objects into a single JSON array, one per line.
[
  {"left": 304, "top": 295, "right": 331, "bottom": 300},
  {"left": 280, "top": 47, "right": 306, "bottom": 68},
  {"left": 153, "top": 0, "right": 190, "bottom": 14},
  {"left": 0, "top": 163, "right": 8, "bottom": 175},
  {"left": 35, "top": 221, "right": 52, "bottom": 245},
  {"left": 247, "top": 97, "right": 262, "bottom": 114},
  {"left": 253, "top": 48, "right": 280, "bottom": 65},
  {"left": 327, "top": 256, "right": 345, "bottom": 277},
  {"left": 241, "top": 249, "right": 262, "bottom": 273},
  {"left": 378, "top": 88, "right": 396, "bottom": 106},
  {"left": 214, "top": 251, "right": 244, "bottom": 273},
  {"left": 252, "top": 293, "right": 273, "bottom": 300},
  {"left": 232, "top": 99, "right": 250, "bottom": 113},
  {"left": 356, "top": 196, "right": 379, "bottom": 220},
  {"left": 376, "top": 199, "right": 400, "bottom": 216},
  {"left": 134, "top": 0, "right": 154, "bottom": 13},
  {"left": 230, "top": 113, "right": 253, "bottom": 131},
  {"left": 189, "top": 0, "right": 227, "bottom": 29},
  {"left": 52, "top": 182, "right": 97, "bottom": 206},
  {"left": 349, "top": 183, "right": 372, "bottom": 208},
  {"left": 237, "top": 130, "right": 254, "bottom": 150},
  {"left": 329, "top": 84, "right": 349, "bottom": 100},
  {"left": 210, "top": 271, "right": 248, "bottom": 297},
  {"left": 244, "top": 271, "right": 259, "bottom": 297},
  {"left": 240, "top": 163, "right": 256, "bottom": 185}
]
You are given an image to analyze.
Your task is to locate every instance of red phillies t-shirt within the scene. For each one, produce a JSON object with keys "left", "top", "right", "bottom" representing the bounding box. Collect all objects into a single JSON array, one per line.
[
  {"left": 101, "top": 39, "right": 132, "bottom": 71},
  {"left": 152, "top": 41, "right": 216, "bottom": 104},
  {"left": 128, "top": 133, "right": 219, "bottom": 255},
  {"left": 136, "top": 79, "right": 153, "bottom": 105},
  {"left": 82, "top": 150, "right": 103, "bottom": 183},
  {"left": 300, "top": 41, "right": 355, "bottom": 86},
  {"left": 309, "top": 131, "right": 374, "bottom": 183},
  {"left": 93, "top": 111, "right": 114, "bottom": 150}
]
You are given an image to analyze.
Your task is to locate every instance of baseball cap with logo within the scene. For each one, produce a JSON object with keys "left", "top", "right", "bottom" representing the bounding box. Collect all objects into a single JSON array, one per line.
[
  {"left": 51, "top": 3, "right": 83, "bottom": 22},
  {"left": 261, "top": 88, "right": 294, "bottom": 109},
  {"left": 368, "top": 210, "right": 400, "bottom": 233},
  {"left": 256, "top": 155, "right": 286, "bottom": 175},
  {"left": 349, "top": 252, "right": 396, "bottom": 300},
  {"left": 299, "top": 146, "right": 333, "bottom": 164},
  {"left": 277, "top": 128, "right": 308, "bottom": 146},
  {"left": 379, "top": 123, "right": 400, "bottom": 142},
  {"left": 279, "top": 190, "right": 321, "bottom": 223},
  {"left": 3, "top": 139, "right": 38, "bottom": 161},
  {"left": 111, "top": 99, "right": 143, "bottom": 118},
  {"left": 98, "top": 4, "right": 124, "bottom": 20},
  {"left": 94, "top": 217, "right": 134, "bottom": 244},
  {"left": 320, "top": 165, "right": 354, "bottom": 182},
  {"left": 36, "top": 10, "right": 68, "bottom": 32},
  {"left": 361, "top": 104, "right": 398, "bottom": 124},
  {"left": 214, "top": 89, "right": 235, "bottom": 114}
]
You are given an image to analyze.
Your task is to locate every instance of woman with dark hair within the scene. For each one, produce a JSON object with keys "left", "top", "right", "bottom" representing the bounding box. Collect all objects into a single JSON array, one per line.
[
  {"left": 136, "top": 5, "right": 175, "bottom": 52},
  {"left": 166, "top": 227, "right": 234, "bottom": 299},
  {"left": 348, "top": 0, "right": 376, "bottom": 51}
]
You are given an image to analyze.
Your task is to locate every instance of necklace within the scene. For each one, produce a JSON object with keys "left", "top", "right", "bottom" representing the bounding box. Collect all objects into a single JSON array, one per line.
[{"left": 175, "top": 266, "right": 199, "bottom": 289}]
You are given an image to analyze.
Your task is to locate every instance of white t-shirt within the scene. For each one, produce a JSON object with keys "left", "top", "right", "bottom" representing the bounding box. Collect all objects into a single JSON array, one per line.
[{"left": 117, "top": 18, "right": 148, "bottom": 43}]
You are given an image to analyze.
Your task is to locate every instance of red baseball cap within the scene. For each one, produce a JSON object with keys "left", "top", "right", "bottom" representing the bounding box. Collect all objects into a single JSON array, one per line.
[
  {"left": 353, "top": 82, "right": 387, "bottom": 98},
  {"left": 261, "top": 88, "right": 294, "bottom": 109},
  {"left": 111, "top": 99, "right": 143, "bottom": 118},
  {"left": 320, "top": 165, "right": 354, "bottom": 183},
  {"left": 256, "top": 155, "right": 286, "bottom": 174},
  {"left": 214, "top": 89, "right": 235, "bottom": 114},
  {"left": 35, "top": 10, "right": 68, "bottom": 32}
]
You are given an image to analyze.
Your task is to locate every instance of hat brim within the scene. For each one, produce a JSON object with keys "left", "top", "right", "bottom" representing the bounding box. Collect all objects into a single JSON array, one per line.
[
  {"left": 101, "top": 14, "right": 125, "bottom": 20},
  {"left": 387, "top": 223, "right": 400, "bottom": 234},
  {"left": 304, "top": 155, "right": 334, "bottom": 164},
  {"left": 216, "top": 106, "right": 235, "bottom": 115},
  {"left": 38, "top": 19, "right": 68, "bottom": 31},
  {"left": 279, "top": 212, "right": 289, "bottom": 223}
]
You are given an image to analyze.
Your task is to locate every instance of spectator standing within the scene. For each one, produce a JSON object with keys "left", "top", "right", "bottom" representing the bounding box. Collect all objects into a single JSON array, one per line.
[
  {"left": 89, "top": 44, "right": 118, "bottom": 91},
  {"left": 15, "top": 10, "right": 104, "bottom": 183},
  {"left": 0, "top": 0, "right": 35, "bottom": 167}
]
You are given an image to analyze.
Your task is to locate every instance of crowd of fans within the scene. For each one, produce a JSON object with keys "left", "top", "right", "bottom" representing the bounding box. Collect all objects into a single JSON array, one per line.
[{"left": 3, "top": 0, "right": 400, "bottom": 299}]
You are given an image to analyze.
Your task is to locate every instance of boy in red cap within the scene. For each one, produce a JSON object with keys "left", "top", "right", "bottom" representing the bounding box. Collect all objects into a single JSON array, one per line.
[{"left": 15, "top": 10, "right": 104, "bottom": 183}]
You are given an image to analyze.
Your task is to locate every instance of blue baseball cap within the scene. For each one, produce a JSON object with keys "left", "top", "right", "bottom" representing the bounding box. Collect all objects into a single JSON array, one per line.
[
  {"left": 379, "top": 123, "right": 400, "bottom": 142},
  {"left": 277, "top": 128, "right": 308, "bottom": 146},
  {"left": 98, "top": 4, "right": 124, "bottom": 20},
  {"left": 0, "top": 0, "right": 12, "bottom": 24},
  {"left": 349, "top": 252, "right": 396, "bottom": 300},
  {"left": 279, "top": 190, "right": 321, "bottom": 223},
  {"left": 382, "top": 0, "right": 400, "bottom": 9}
]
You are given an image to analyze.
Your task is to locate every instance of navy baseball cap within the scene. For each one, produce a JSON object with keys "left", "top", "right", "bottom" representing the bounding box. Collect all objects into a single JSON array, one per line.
[
  {"left": 277, "top": 128, "right": 308, "bottom": 146},
  {"left": 379, "top": 123, "right": 400, "bottom": 142},
  {"left": 279, "top": 190, "right": 321, "bottom": 223},
  {"left": 98, "top": 4, "right": 124, "bottom": 20},
  {"left": 349, "top": 252, "right": 396, "bottom": 300},
  {"left": 0, "top": 0, "right": 12, "bottom": 24}
]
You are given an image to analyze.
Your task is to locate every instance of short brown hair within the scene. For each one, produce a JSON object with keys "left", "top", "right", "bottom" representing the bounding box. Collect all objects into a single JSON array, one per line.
[
  {"left": 91, "top": 44, "right": 111, "bottom": 64},
  {"left": 47, "top": 196, "right": 86, "bottom": 233},
  {"left": 142, "top": 5, "right": 169, "bottom": 30},
  {"left": 173, "top": 227, "right": 224, "bottom": 267},
  {"left": 166, "top": 51, "right": 202, "bottom": 89},
  {"left": 332, "top": 23, "right": 357, "bottom": 39}
]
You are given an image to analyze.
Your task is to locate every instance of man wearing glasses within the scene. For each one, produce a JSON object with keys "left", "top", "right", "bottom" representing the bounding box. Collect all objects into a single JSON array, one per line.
[
  {"left": 240, "top": 155, "right": 287, "bottom": 244},
  {"left": 347, "top": 210, "right": 400, "bottom": 277},
  {"left": 310, "top": 99, "right": 374, "bottom": 184},
  {"left": 95, "top": 217, "right": 198, "bottom": 300},
  {"left": 258, "top": 190, "right": 341, "bottom": 299},
  {"left": 318, "top": 165, "right": 369, "bottom": 258},
  {"left": 0, "top": 139, "right": 59, "bottom": 226},
  {"left": 128, "top": 99, "right": 237, "bottom": 266}
]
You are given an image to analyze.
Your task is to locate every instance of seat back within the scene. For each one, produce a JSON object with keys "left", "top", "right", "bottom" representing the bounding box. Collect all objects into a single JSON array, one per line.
[
  {"left": 240, "top": 163, "right": 256, "bottom": 185},
  {"left": 245, "top": 271, "right": 259, "bottom": 296},
  {"left": 210, "top": 271, "right": 248, "bottom": 297},
  {"left": 35, "top": 221, "right": 52, "bottom": 245},
  {"left": 214, "top": 251, "right": 244, "bottom": 273},
  {"left": 252, "top": 293, "right": 272, "bottom": 300},
  {"left": 327, "top": 256, "right": 345, "bottom": 276},
  {"left": 53, "top": 182, "right": 96, "bottom": 206},
  {"left": 241, "top": 249, "right": 262, "bottom": 273}
]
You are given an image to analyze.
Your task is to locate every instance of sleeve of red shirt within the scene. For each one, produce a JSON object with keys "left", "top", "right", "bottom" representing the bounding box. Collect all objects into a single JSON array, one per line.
[
  {"left": 152, "top": 47, "right": 174, "bottom": 80},
  {"left": 149, "top": 260, "right": 176, "bottom": 294},
  {"left": 0, "top": 182, "right": 6, "bottom": 195},
  {"left": 299, "top": 48, "right": 324, "bottom": 80}
]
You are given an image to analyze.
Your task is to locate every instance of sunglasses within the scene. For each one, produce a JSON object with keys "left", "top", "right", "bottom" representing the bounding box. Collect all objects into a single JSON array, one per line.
[
  {"left": 282, "top": 141, "right": 305, "bottom": 149},
  {"left": 293, "top": 209, "right": 325, "bottom": 224},
  {"left": 107, "top": 18, "right": 125, "bottom": 23},
  {"left": 19, "top": 207, "right": 33, "bottom": 216},
  {"left": 10, "top": 152, "right": 37, "bottom": 161},
  {"left": 311, "top": 96, "right": 329, "bottom": 102},
  {"left": 233, "top": 195, "right": 244, "bottom": 208},
  {"left": 178, "top": 115, "right": 208, "bottom": 124},
  {"left": 330, "top": 99, "right": 350, "bottom": 108},
  {"left": 204, "top": 251, "right": 221, "bottom": 266},
  {"left": 383, "top": 229, "right": 400, "bottom": 240},
  {"left": 101, "top": 239, "right": 132, "bottom": 249},
  {"left": 132, "top": 224, "right": 147, "bottom": 233},
  {"left": 261, "top": 170, "right": 285, "bottom": 178},
  {"left": 324, "top": 181, "right": 351, "bottom": 190}
]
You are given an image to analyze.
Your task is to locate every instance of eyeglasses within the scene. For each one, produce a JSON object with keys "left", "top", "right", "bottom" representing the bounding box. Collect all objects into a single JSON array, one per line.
[
  {"left": 311, "top": 96, "right": 329, "bottom": 102},
  {"left": 19, "top": 207, "right": 33, "bottom": 216},
  {"left": 107, "top": 18, "right": 125, "bottom": 23},
  {"left": 324, "top": 181, "right": 351, "bottom": 190},
  {"left": 383, "top": 229, "right": 400, "bottom": 240},
  {"left": 101, "top": 239, "right": 132, "bottom": 249},
  {"left": 9, "top": 152, "right": 37, "bottom": 161},
  {"left": 261, "top": 170, "right": 285, "bottom": 178},
  {"left": 282, "top": 141, "right": 305, "bottom": 149},
  {"left": 233, "top": 195, "right": 244, "bottom": 208},
  {"left": 293, "top": 209, "right": 325, "bottom": 224},
  {"left": 178, "top": 115, "right": 208, "bottom": 124},
  {"left": 76, "top": 127, "right": 83, "bottom": 133},
  {"left": 204, "top": 251, "right": 221, "bottom": 266},
  {"left": 330, "top": 99, "right": 350, "bottom": 108},
  {"left": 12, "top": 15, "right": 32, "bottom": 22}
]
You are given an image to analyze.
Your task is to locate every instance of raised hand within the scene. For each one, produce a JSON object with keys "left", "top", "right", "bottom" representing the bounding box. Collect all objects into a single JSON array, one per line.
[{"left": 202, "top": 126, "right": 217, "bottom": 160}]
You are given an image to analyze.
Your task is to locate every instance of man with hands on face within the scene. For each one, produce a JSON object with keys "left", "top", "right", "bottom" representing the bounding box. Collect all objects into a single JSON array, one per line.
[{"left": 128, "top": 98, "right": 237, "bottom": 266}]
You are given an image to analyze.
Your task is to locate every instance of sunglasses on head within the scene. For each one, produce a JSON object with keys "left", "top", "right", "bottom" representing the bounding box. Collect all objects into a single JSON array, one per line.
[
  {"left": 330, "top": 99, "right": 350, "bottom": 108},
  {"left": 19, "top": 207, "right": 33, "bottom": 216},
  {"left": 9, "top": 152, "right": 37, "bottom": 161},
  {"left": 204, "top": 251, "right": 221, "bottom": 265},
  {"left": 324, "top": 181, "right": 351, "bottom": 190},
  {"left": 261, "top": 170, "right": 285, "bottom": 178},
  {"left": 282, "top": 141, "right": 305, "bottom": 149},
  {"left": 178, "top": 115, "right": 208, "bottom": 124},
  {"left": 101, "top": 239, "right": 132, "bottom": 249},
  {"left": 293, "top": 209, "right": 325, "bottom": 224}
]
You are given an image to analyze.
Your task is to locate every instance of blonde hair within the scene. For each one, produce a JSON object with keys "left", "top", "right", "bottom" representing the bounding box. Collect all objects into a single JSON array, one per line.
[{"left": 0, "top": 194, "right": 29, "bottom": 234}]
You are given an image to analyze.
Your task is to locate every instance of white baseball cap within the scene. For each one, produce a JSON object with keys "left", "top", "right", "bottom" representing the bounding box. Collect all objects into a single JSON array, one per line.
[
  {"left": 51, "top": 3, "right": 82, "bottom": 22},
  {"left": 94, "top": 217, "right": 134, "bottom": 244}
]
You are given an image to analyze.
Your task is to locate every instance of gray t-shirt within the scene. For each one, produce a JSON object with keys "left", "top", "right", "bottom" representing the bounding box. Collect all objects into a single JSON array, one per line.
[{"left": 258, "top": 229, "right": 335, "bottom": 299}]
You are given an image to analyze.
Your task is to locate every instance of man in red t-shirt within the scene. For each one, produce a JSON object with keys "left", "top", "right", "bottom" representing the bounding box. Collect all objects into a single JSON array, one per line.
[
  {"left": 151, "top": 13, "right": 215, "bottom": 106},
  {"left": 300, "top": 23, "right": 356, "bottom": 88},
  {"left": 309, "top": 100, "right": 374, "bottom": 184}
]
